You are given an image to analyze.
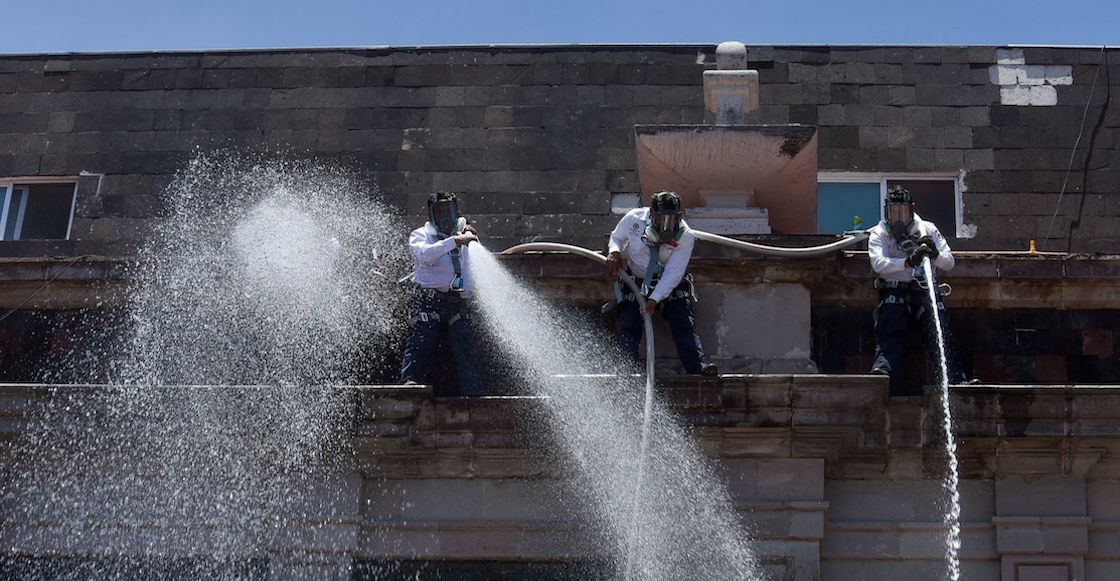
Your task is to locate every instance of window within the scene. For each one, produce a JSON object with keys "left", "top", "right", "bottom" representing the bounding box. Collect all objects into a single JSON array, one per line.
[
  {"left": 816, "top": 174, "right": 964, "bottom": 238},
  {"left": 0, "top": 181, "right": 77, "bottom": 240}
]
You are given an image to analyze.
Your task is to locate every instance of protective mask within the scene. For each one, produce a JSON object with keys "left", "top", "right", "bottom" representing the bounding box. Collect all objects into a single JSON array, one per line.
[
  {"left": 430, "top": 202, "right": 461, "bottom": 236},
  {"left": 886, "top": 204, "right": 911, "bottom": 240},
  {"left": 654, "top": 213, "right": 682, "bottom": 241}
]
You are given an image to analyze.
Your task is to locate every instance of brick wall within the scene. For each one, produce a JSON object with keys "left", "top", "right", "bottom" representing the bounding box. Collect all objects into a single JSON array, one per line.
[{"left": 0, "top": 44, "right": 1116, "bottom": 256}]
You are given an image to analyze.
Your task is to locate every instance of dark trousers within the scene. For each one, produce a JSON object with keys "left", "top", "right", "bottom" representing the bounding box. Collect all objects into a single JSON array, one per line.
[
  {"left": 872, "top": 287, "right": 967, "bottom": 395},
  {"left": 399, "top": 290, "right": 485, "bottom": 396},
  {"left": 618, "top": 278, "right": 706, "bottom": 374}
]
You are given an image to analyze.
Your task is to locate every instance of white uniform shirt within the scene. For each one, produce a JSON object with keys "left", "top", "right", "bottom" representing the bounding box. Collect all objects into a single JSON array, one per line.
[
  {"left": 410, "top": 223, "right": 471, "bottom": 296},
  {"left": 607, "top": 207, "right": 695, "bottom": 303},
  {"left": 868, "top": 213, "right": 955, "bottom": 283}
]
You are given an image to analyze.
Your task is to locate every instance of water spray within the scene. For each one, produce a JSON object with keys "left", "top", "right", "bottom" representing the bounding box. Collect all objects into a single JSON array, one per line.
[
  {"left": 501, "top": 242, "right": 656, "bottom": 578},
  {"left": 922, "top": 256, "right": 963, "bottom": 581}
]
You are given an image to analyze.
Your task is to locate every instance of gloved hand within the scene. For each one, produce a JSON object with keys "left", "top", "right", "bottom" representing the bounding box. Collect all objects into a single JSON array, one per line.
[
  {"left": 906, "top": 241, "right": 933, "bottom": 267},
  {"left": 918, "top": 235, "right": 940, "bottom": 259}
]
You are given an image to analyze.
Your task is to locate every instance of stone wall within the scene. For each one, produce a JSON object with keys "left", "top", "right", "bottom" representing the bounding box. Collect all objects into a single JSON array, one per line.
[
  {"left": 5, "top": 378, "right": 1120, "bottom": 580},
  {"left": 0, "top": 44, "right": 1117, "bottom": 256}
]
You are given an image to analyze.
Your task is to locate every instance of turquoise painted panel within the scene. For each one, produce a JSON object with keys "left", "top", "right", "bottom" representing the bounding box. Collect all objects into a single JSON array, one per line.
[{"left": 817, "top": 182, "right": 881, "bottom": 234}]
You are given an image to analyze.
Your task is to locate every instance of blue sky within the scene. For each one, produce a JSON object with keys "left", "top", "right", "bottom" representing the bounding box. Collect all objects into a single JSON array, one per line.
[{"left": 1, "top": 0, "right": 1115, "bottom": 54}]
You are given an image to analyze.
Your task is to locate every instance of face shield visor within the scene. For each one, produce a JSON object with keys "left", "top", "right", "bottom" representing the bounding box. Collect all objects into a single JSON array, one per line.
[
  {"left": 653, "top": 211, "right": 683, "bottom": 241},
  {"left": 885, "top": 202, "right": 912, "bottom": 238},
  {"left": 429, "top": 200, "right": 460, "bottom": 236}
]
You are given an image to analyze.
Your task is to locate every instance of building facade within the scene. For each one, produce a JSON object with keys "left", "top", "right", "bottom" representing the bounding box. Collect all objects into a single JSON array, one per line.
[{"left": 1, "top": 44, "right": 1119, "bottom": 581}]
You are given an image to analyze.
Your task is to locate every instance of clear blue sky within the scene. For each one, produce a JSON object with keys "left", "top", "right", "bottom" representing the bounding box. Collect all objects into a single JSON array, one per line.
[{"left": 2, "top": 0, "right": 1115, "bottom": 54}]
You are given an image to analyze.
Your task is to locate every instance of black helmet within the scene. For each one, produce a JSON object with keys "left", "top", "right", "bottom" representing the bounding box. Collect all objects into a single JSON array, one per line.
[
  {"left": 427, "top": 192, "right": 461, "bottom": 236},
  {"left": 885, "top": 185, "right": 912, "bottom": 206},
  {"left": 884, "top": 185, "right": 913, "bottom": 240},
  {"left": 650, "top": 191, "right": 684, "bottom": 241}
]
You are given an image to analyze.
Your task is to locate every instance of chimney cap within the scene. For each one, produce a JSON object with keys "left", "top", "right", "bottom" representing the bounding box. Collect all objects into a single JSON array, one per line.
[{"left": 715, "top": 41, "right": 748, "bottom": 70}]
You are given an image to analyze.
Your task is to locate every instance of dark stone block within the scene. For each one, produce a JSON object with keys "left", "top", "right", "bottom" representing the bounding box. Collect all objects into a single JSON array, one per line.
[
  {"left": 819, "top": 126, "right": 858, "bottom": 148},
  {"left": 845, "top": 104, "right": 874, "bottom": 126},
  {"left": 964, "top": 170, "right": 1001, "bottom": 192},
  {"left": 253, "top": 67, "right": 284, "bottom": 87},
  {"left": 788, "top": 104, "right": 817, "bottom": 126},
  {"left": 281, "top": 67, "right": 339, "bottom": 88},
  {"left": 108, "top": 91, "right": 164, "bottom": 110},
  {"left": 876, "top": 148, "right": 906, "bottom": 169},
  {"left": 644, "top": 64, "right": 700, "bottom": 85},
  {"left": 532, "top": 64, "right": 562, "bottom": 84},
  {"left": 1017, "top": 106, "right": 1080, "bottom": 128},
  {"left": 187, "top": 89, "right": 245, "bottom": 109},
  {"left": 912, "top": 47, "right": 942, "bottom": 63},
  {"left": 617, "top": 64, "right": 647, "bottom": 85},
  {"left": 0, "top": 112, "right": 48, "bottom": 133},
  {"left": 930, "top": 107, "right": 960, "bottom": 127},
  {"left": 393, "top": 65, "right": 447, "bottom": 87},
  {"left": 872, "top": 63, "right": 904, "bottom": 84},
  {"left": 476, "top": 65, "right": 531, "bottom": 86},
  {"left": 830, "top": 84, "right": 859, "bottom": 105},
  {"left": 172, "top": 68, "right": 204, "bottom": 89},
  {"left": 817, "top": 148, "right": 849, "bottom": 169},
  {"left": 183, "top": 109, "right": 239, "bottom": 130},
  {"left": 858, "top": 85, "right": 891, "bottom": 105},
  {"left": 970, "top": 126, "right": 998, "bottom": 148},
  {"left": 901, "top": 63, "right": 935, "bottom": 84}
]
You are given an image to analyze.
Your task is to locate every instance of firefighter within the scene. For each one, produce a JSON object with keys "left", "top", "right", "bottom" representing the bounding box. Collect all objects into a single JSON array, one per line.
[
  {"left": 606, "top": 191, "right": 716, "bottom": 376},
  {"left": 869, "top": 185, "right": 972, "bottom": 394},
  {"left": 399, "top": 192, "right": 485, "bottom": 395}
]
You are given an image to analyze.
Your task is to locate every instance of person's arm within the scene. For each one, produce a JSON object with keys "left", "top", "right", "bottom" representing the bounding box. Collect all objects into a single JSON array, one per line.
[
  {"left": 868, "top": 227, "right": 909, "bottom": 275},
  {"left": 607, "top": 213, "right": 631, "bottom": 256},
  {"left": 928, "top": 224, "right": 955, "bottom": 272},
  {"left": 606, "top": 213, "right": 632, "bottom": 277},
  {"left": 410, "top": 228, "right": 457, "bottom": 266},
  {"left": 648, "top": 234, "right": 693, "bottom": 303}
]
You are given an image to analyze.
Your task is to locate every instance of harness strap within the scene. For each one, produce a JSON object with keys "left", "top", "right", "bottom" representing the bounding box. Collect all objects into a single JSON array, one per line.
[
  {"left": 641, "top": 243, "right": 660, "bottom": 297},
  {"left": 449, "top": 248, "right": 464, "bottom": 290}
]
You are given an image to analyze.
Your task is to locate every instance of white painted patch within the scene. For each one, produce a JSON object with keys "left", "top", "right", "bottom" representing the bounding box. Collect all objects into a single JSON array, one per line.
[
  {"left": 1000, "top": 86, "right": 1031, "bottom": 106},
  {"left": 610, "top": 193, "right": 640, "bottom": 214},
  {"left": 990, "top": 52, "right": 1072, "bottom": 106},
  {"left": 990, "top": 65, "right": 1022, "bottom": 86},
  {"left": 1045, "top": 65, "right": 1074, "bottom": 85},
  {"left": 1019, "top": 65, "right": 1049, "bottom": 85},
  {"left": 1029, "top": 85, "right": 1058, "bottom": 106},
  {"left": 959, "top": 223, "right": 978, "bottom": 239}
]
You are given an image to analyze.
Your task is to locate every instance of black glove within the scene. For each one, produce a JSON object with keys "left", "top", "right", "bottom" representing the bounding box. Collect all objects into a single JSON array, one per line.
[
  {"left": 906, "top": 241, "right": 933, "bottom": 267},
  {"left": 918, "top": 235, "right": 939, "bottom": 259}
]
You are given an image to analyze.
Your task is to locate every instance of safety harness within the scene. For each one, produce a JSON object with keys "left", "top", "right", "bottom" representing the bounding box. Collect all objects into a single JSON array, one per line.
[
  {"left": 410, "top": 218, "right": 470, "bottom": 325},
  {"left": 617, "top": 220, "right": 696, "bottom": 305},
  {"left": 410, "top": 286, "right": 464, "bottom": 326}
]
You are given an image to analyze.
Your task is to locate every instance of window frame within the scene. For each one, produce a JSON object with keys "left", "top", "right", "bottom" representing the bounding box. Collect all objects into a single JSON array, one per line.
[
  {"left": 817, "top": 171, "right": 967, "bottom": 238},
  {"left": 0, "top": 177, "right": 79, "bottom": 241}
]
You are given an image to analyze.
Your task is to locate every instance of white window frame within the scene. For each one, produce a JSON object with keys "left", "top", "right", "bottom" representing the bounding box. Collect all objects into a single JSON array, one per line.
[
  {"left": 817, "top": 172, "right": 967, "bottom": 238},
  {"left": 0, "top": 177, "right": 80, "bottom": 241}
]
